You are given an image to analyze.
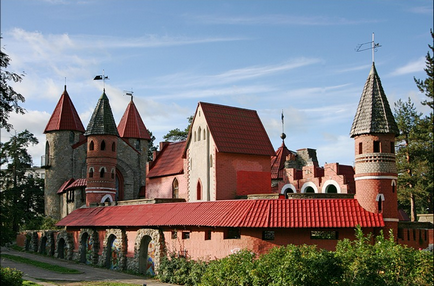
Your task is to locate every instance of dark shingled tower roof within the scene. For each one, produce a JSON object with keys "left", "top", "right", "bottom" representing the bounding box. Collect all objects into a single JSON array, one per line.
[
  {"left": 84, "top": 91, "right": 119, "bottom": 136},
  {"left": 350, "top": 63, "right": 399, "bottom": 137}
]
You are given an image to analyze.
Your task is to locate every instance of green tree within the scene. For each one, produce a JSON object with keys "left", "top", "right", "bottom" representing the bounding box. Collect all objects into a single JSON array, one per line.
[
  {"left": 0, "top": 49, "right": 26, "bottom": 132},
  {"left": 394, "top": 98, "right": 432, "bottom": 219},
  {"left": 163, "top": 116, "right": 193, "bottom": 142},
  {"left": 0, "top": 130, "right": 44, "bottom": 245},
  {"left": 147, "top": 129, "right": 157, "bottom": 161},
  {"left": 414, "top": 30, "right": 434, "bottom": 109}
]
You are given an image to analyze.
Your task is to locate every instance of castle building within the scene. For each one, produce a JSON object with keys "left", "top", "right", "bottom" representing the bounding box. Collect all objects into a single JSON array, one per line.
[{"left": 20, "top": 63, "right": 432, "bottom": 275}]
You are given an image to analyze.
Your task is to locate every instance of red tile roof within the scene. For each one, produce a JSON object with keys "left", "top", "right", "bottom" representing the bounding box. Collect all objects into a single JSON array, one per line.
[
  {"left": 148, "top": 141, "right": 186, "bottom": 178},
  {"left": 57, "top": 199, "right": 384, "bottom": 228},
  {"left": 117, "top": 99, "right": 151, "bottom": 140},
  {"left": 66, "top": 178, "right": 87, "bottom": 190},
  {"left": 196, "top": 102, "right": 275, "bottom": 156},
  {"left": 44, "top": 86, "right": 85, "bottom": 133},
  {"left": 271, "top": 142, "right": 292, "bottom": 179},
  {"left": 56, "top": 178, "right": 75, "bottom": 194}
]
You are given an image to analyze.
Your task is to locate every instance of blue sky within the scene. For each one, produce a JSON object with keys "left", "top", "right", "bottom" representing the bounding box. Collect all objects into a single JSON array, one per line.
[{"left": 1, "top": 0, "right": 432, "bottom": 167}]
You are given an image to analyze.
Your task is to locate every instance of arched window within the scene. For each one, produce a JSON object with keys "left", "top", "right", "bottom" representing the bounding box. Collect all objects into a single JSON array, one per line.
[
  {"left": 101, "top": 140, "right": 106, "bottom": 151},
  {"left": 45, "top": 141, "right": 50, "bottom": 166},
  {"left": 89, "top": 167, "right": 94, "bottom": 178},
  {"left": 194, "top": 131, "right": 197, "bottom": 142},
  {"left": 100, "top": 167, "right": 106, "bottom": 178},
  {"left": 112, "top": 142, "right": 116, "bottom": 152},
  {"left": 203, "top": 128, "right": 206, "bottom": 140},
  {"left": 111, "top": 168, "right": 115, "bottom": 179},
  {"left": 172, "top": 178, "right": 179, "bottom": 198},
  {"left": 89, "top": 141, "right": 94, "bottom": 151},
  {"left": 325, "top": 185, "right": 338, "bottom": 193},
  {"left": 198, "top": 127, "right": 202, "bottom": 141},
  {"left": 358, "top": 142, "right": 362, "bottom": 154},
  {"left": 305, "top": 186, "right": 315, "bottom": 193},
  {"left": 197, "top": 180, "right": 202, "bottom": 200}
]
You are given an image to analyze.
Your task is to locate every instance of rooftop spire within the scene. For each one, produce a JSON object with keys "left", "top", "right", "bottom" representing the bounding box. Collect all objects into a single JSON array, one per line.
[
  {"left": 117, "top": 99, "right": 151, "bottom": 140},
  {"left": 84, "top": 91, "right": 119, "bottom": 136},
  {"left": 350, "top": 63, "right": 399, "bottom": 137},
  {"left": 44, "top": 86, "right": 85, "bottom": 133}
]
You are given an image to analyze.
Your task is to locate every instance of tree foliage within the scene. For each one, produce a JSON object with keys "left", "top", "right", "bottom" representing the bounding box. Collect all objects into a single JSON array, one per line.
[
  {"left": 147, "top": 129, "right": 157, "bottom": 161},
  {"left": 163, "top": 116, "right": 193, "bottom": 142},
  {"left": 0, "top": 130, "right": 44, "bottom": 245},
  {"left": 0, "top": 49, "right": 25, "bottom": 132},
  {"left": 414, "top": 30, "right": 434, "bottom": 109},
  {"left": 394, "top": 98, "right": 433, "bottom": 219}
]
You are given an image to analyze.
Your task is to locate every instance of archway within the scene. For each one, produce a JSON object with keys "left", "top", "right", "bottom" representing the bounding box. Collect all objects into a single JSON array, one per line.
[
  {"left": 305, "top": 187, "right": 315, "bottom": 193},
  {"left": 105, "top": 234, "right": 121, "bottom": 270},
  {"left": 80, "top": 232, "right": 91, "bottom": 264},
  {"left": 301, "top": 182, "right": 318, "bottom": 193},
  {"left": 138, "top": 235, "right": 155, "bottom": 276},
  {"left": 280, "top": 184, "right": 297, "bottom": 198},
  {"left": 322, "top": 180, "right": 341, "bottom": 194},
  {"left": 39, "top": 236, "right": 47, "bottom": 255},
  {"left": 58, "top": 238, "right": 66, "bottom": 259},
  {"left": 325, "top": 185, "right": 338, "bottom": 193}
]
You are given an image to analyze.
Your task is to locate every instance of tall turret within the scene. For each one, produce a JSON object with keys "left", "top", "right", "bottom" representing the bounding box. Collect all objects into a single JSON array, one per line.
[
  {"left": 351, "top": 63, "right": 399, "bottom": 233},
  {"left": 84, "top": 90, "right": 119, "bottom": 206},
  {"left": 117, "top": 97, "right": 151, "bottom": 198},
  {"left": 43, "top": 86, "right": 85, "bottom": 219}
]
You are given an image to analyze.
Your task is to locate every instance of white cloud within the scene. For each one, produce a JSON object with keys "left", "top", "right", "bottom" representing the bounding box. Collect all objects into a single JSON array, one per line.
[{"left": 389, "top": 57, "right": 425, "bottom": 76}]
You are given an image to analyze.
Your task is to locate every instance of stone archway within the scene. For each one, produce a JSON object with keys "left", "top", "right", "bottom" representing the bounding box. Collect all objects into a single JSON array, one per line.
[
  {"left": 101, "top": 229, "right": 127, "bottom": 270},
  {"left": 78, "top": 229, "right": 99, "bottom": 265},
  {"left": 55, "top": 231, "right": 73, "bottom": 260},
  {"left": 39, "top": 231, "right": 55, "bottom": 256},
  {"left": 133, "top": 229, "right": 164, "bottom": 276}
]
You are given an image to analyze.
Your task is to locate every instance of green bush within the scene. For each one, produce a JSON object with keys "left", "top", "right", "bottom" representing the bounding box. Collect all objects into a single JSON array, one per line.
[
  {"left": 201, "top": 249, "right": 256, "bottom": 286},
  {"left": 0, "top": 267, "right": 23, "bottom": 286},
  {"left": 158, "top": 252, "right": 207, "bottom": 286},
  {"left": 335, "top": 226, "right": 434, "bottom": 286},
  {"left": 253, "top": 244, "right": 343, "bottom": 286}
]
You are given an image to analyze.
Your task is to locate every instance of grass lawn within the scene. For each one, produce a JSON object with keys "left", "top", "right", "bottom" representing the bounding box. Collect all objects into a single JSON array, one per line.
[{"left": 1, "top": 254, "right": 82, "bottom": 274}]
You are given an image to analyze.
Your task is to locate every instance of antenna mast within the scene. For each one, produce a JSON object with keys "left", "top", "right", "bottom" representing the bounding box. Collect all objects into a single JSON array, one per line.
[{"left": 355, "top": 32, "right": 381, "bottom": 63}]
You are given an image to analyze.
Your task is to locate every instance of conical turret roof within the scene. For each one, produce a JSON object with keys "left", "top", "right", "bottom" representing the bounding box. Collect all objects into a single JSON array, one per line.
[
  {"left": 44, "top": 86, "right": 85, "bottom": 133},
  {"left": 350, "top": 63, "right": 399, "bottom": 137},
  {"left": 84, "top": 91, "right": 119, "bottom": 136},
  {"left": 117, "top": 99, "right": 151, "bottom": 140}
]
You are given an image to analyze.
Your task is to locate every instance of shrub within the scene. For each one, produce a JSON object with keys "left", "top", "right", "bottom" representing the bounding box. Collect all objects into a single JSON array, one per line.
[
  {"left": 0, "top": 267, "right": 23, "bottom": 286},
  {"left": 158, "top": 252, "right": 207, "bottom": 286},
  {"left": 253, "top": 244, "right": 343, "bottom": 286},
  {"left": 201, "top": 249, "right": 256, "bottom": 286}
]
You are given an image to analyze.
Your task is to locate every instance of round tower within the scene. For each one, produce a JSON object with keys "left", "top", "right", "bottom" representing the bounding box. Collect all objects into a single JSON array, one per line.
[
  {"left": 350, "top": 64, "right": 400, "bottom": 234},
  {"left": 43, "top": 86, "right": 85, "bottom": 219},
  {"left": 84, "top": 90, "right": 119, "bottom": 206}
]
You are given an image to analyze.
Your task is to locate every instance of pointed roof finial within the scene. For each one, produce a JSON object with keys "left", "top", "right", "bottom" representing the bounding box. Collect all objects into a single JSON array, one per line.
[
  {"left": 280, "top": 110, "right": 286, "bottom": 142},
  {"left": 355, "top": 33, "right": 381, "bottom": 63},
  {"left": 94, "top": 69, "right": 109, "bottom": 91}
]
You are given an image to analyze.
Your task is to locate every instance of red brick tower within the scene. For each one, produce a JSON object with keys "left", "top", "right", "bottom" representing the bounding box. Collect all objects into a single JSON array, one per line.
[
  {"left": 84, "top": 90, "right": 119, "bottom": 206},
  {"left": 350, "top": 63, "right": 400, "bottom": 234}
]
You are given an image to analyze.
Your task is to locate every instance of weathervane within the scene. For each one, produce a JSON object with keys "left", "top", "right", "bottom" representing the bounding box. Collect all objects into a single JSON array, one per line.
[
  {"left": 280, "top": 110, "right": 286, "bottom": 142},
  {"left": 124, "top": 89, "right": 134, "bottom": 101},
  {"left": 93, "top": 69, "right": 109, "bottom": 91},
  {"left": 355, "top": 32, "right": 381, "bottom": 63}
]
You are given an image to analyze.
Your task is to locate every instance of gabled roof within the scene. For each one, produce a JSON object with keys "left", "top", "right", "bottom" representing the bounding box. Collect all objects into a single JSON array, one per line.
[
  {"left": 190, "top": 102, "right": 275, "bottom": 156},
  {"left": 350, "top": 64, "right": 399, "bottom": 137},
  {"left": 271, "top": 141, "right": 292, "bottom": 179},
  {"left": 56, "top": 178, "right": 75, "bottom": 194},
  {"left": 57, "top": 199, "right": 384, "bottom": 228},
  {"left": 66, "top": 178, "right": 87, "bottom": 190},
  {"left": 84, "top": 91, "right": 119, "bottom": 136},
  {"left": 117, "top": 99, "right": 151, "bottom": 140},
  {"left": 44, "top": 86, "right": 85, "bottom": 133},
  {"left": 148, "top": 141, "right": 186, "bottom": 178}
]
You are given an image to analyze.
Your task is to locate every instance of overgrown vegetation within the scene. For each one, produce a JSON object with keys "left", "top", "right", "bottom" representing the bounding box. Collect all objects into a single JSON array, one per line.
[
  {"left": 157, "top": 227, "right": 433, "bottom": 286},
  {"left": 0, "top": 267, "right": 23, "bottom": 286},
  {"left": 0, "top": 254, "right": 82, "bottom": 274}
]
